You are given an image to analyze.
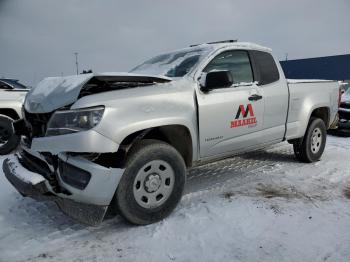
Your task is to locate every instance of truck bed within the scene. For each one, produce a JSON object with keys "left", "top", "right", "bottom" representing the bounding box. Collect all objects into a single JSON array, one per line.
[{"left": 285, "top": 79, "right": 339, "bottom": 140}]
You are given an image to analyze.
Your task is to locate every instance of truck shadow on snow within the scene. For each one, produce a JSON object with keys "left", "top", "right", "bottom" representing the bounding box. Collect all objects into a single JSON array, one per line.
[
  {"left": 185, "top": 144, "right": 298, "bottom": 194},
  {"left": 3, "top": 194, "right": 131, "bottom": 239},
  {"left": 238, "top": 147, "right": 297, "bottom": 163},
  {"left": 5, "top": 196, "right": 86, "bottom": 233}
]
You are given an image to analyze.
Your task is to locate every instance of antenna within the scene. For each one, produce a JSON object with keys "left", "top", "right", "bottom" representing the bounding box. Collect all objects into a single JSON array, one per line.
[
  {"left": 190, "top": 39, "right": 238, "bottom": 47},
  {"left": 207, "top": 39, "right": 238, "bottom": 44}
]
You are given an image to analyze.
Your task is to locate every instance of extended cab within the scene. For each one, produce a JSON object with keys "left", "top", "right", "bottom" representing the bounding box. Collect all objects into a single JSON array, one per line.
[{"left": 3, "top": 41, "right": 340, "bottom": 225}]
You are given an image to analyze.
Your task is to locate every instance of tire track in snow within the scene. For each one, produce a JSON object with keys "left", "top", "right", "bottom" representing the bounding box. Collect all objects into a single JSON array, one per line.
[{"left": 185, "top": 143, "right": 296, "bottom": 196}]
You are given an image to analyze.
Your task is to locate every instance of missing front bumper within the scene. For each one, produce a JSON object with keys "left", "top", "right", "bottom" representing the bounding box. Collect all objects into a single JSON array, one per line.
[{"left": 2, "top": 155, "right": 110, "bottom": 226}]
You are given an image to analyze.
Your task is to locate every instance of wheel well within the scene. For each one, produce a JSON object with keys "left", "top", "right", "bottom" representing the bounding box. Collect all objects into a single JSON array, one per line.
[
  {"left": 0, "top": 108, "right": 20, "bottom": 120},
  {"left": 121, "top": 125, "right": 193, "bottom": 168},
  {"left": 288, "top": 107, "right": 330, "bottom": 145},
  {"left": 310, "top": 107, "right": 329, "bottom": 127}
]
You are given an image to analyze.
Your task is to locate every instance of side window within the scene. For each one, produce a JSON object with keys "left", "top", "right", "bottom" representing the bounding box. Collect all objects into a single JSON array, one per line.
[
  {"left": 251, "top": 51, "right": 280, "bottom": 85},
  {"left": 203, "top": 50, "right": 254, "bottom": 85}
]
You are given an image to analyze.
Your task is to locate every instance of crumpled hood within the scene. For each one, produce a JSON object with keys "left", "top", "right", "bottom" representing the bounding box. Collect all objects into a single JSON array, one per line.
[{"left": 24, "top": 72, "right": 172, "bottom": 113}]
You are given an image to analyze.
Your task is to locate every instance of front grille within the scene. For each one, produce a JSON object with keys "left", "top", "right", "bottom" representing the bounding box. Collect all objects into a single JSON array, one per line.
[
  {"left": 340, "top": 102, "right": 350, "bottom": 109},
  {"left": 24, "top": 111, "right": 53, "bottom": 138}
]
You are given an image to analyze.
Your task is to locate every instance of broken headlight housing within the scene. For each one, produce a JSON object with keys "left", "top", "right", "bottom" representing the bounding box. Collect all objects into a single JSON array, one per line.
[{"left": 46, "top": 106, "right": 105, "bottom": 136}]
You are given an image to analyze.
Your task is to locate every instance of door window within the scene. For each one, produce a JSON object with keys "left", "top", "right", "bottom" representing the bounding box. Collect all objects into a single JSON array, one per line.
[{"left": 203, "top": 51, "right": 254, "bottom": 85}]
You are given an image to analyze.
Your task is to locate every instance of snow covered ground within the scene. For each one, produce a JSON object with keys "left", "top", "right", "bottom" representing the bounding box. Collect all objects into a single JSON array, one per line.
[{"left": 1, "top": 135, "right": 350, "bottom": 262}]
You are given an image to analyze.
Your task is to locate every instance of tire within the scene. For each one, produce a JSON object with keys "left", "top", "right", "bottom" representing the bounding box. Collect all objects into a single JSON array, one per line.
[
  {"left": 114, "top": 139, "right": 186, "bottom": 225},
  {"left": 293, "top": 117, "right": 327, "bottom": 163},
  {"left": 0, "top": 116, "right": 20, "bottom": 155}
]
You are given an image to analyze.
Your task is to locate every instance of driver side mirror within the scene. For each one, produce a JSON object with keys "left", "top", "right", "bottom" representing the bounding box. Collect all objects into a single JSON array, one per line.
[{"left": 200, "top": 70, "right": 233, "bottom": 93}]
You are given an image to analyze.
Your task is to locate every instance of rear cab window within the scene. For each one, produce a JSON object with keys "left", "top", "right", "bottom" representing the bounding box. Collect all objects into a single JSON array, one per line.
[{"left": 250, "top": 50, "right": 280, "bottom": 86}]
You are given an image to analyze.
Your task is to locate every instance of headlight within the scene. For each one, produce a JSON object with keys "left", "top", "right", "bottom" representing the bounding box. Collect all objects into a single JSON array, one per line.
[{"left": 46, "top": 106, "right": 105, "bottom": 136}]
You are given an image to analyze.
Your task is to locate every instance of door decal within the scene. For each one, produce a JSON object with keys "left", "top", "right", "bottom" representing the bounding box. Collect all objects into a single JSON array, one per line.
[{"left": 230, "top": 104, "right": 257, "bottom": 128}]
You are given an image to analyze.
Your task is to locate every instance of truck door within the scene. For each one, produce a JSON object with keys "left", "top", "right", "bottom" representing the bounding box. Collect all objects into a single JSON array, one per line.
[
  {"left": 250, "top": 50, "right": 289, "bottom": 143},
  {"left": 196, "top": 50, "right": 265, "bottom": 158}
]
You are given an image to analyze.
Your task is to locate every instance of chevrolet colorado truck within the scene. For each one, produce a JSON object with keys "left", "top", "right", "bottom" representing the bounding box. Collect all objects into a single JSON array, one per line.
[
  {"left": 0, "top": 79, "right": 28, "bottom": 154},
  {"left": 3, "top": 41, "right": 340, "bottom": 225}
]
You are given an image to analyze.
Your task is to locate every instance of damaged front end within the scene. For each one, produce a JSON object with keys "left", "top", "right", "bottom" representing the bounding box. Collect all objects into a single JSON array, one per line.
[
  {"left": 3, "top": 72, "right": 171, "bottom": 225},
  {"left": 3, "top": 148, "right": 124, "bottom": 225},
  {"left": 3, "top": 155, "right": 108, "bottom": 225}
]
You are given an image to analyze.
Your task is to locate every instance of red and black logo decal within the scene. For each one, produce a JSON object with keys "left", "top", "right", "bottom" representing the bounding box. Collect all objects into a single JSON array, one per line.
[{"left": 230, "top": 104, "right": 257, "bottom": 128}]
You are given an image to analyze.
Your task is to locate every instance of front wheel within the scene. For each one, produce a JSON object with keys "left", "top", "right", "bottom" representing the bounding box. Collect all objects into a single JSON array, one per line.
[
  {"left": 114, "top": 139, "right": 186, "bottom": 225},
  {"left": 293, "top": 117, "right": 327, "bottom": 163},
  {"left": 0, "top": 116, "right": 20, "bottom": 155}
]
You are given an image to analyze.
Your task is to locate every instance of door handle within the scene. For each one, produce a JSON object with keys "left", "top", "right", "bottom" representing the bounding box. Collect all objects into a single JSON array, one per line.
[{"left": 248, "top": 94, "right": 263, "bottom": 101}]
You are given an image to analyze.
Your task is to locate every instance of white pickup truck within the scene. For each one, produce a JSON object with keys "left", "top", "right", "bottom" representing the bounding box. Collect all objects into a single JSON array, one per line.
[
  {"left": 3, "top": 41, "right": 340, "bottom": 225},
  {"left": 0, "top": 79, "right": 28, "bottom": 154}
]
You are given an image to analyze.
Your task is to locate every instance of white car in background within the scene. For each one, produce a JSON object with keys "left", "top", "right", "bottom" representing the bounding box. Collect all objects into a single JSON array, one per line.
[{"left": 0, "top": 79, "right": 29, "bottom": 154}]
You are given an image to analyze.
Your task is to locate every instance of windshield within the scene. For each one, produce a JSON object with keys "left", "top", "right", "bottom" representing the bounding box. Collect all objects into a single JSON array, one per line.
[{"left": 130, "top": 46, "right": 213, "bottom": 77}]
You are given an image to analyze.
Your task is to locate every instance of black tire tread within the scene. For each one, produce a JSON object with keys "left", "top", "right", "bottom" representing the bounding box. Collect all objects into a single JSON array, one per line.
[
  {"left": 115, "top": 139, "right": 186, "bottom": 225},
  {"left": 293, "top": 117, "right": 326, "bottom": 163},
  {"left": 0, "top": 116, "right": 20, "bottom": 155}
]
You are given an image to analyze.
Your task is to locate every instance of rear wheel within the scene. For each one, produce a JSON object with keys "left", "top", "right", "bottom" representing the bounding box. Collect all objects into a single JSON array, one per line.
[
  {"left": 293, "top": 117, "right": 327, "bottom": 163},
  {"left": 0, "top": 116, "right": 20, "bottom": 155},
  {"left": 114, "top": 139, "right": 186, "bottom": 225}
]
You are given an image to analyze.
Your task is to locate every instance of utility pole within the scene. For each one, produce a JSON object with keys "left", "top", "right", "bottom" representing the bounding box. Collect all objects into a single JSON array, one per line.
[
  {"left": 285, "top": 53, "right": 288, "bottom": 61},
  {"left": 74, "top": 52, "right": 79, "bottom": 75}
]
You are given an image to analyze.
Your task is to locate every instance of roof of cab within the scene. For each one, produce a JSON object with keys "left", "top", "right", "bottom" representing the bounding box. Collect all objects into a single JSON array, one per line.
[{"left": 191, "top": 40, "right": 272, "bottom": 53}]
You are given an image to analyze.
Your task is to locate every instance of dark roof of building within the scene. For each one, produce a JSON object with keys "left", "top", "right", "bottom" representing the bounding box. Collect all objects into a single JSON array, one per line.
[{"left": 280, "top": 54, "right": 350, "bottom": 81}]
